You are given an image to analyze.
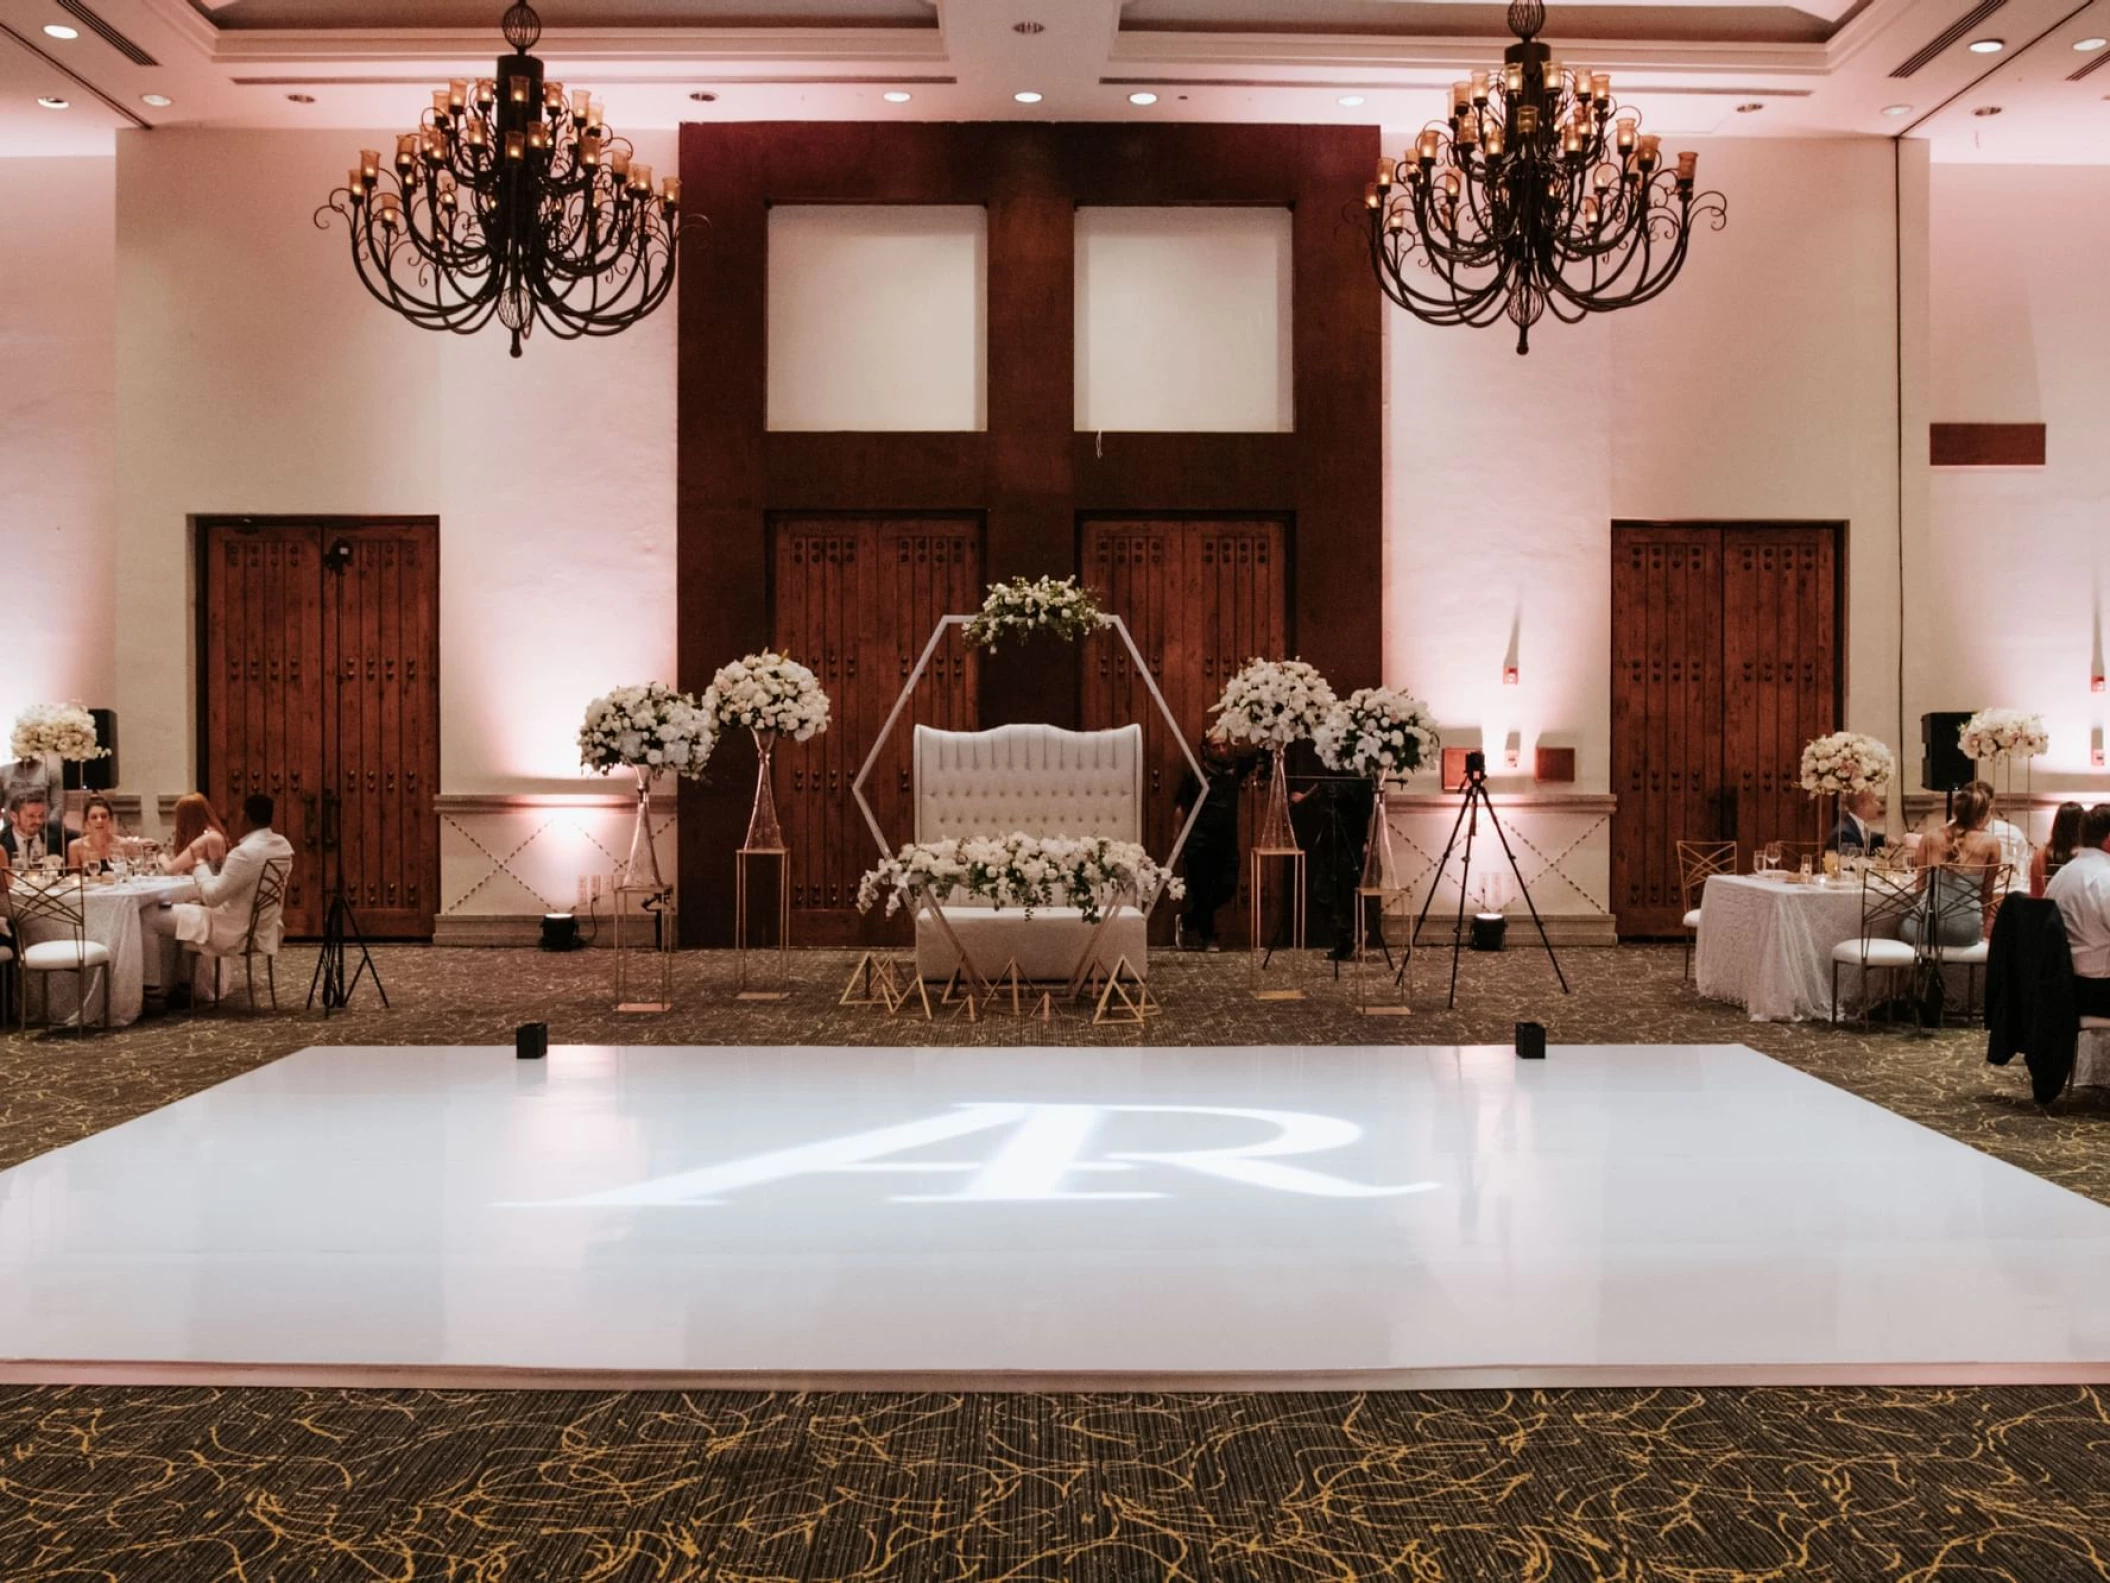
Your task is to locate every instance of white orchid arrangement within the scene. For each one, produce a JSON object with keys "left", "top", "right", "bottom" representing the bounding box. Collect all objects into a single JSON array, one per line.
[
  {"left": 703, "top": 652, "right": 832, "bottom": 742},
  {"left": 857, "top": 833, "right": 1182, "bottom": 925},
  {"left": 1314, "top": 687, "right": 1439, "bottom": 780},
  {"left": 11, "top": 703, "right": 108, "bottom": 763},
  {"left": 1797, "top": 731, "right": 1895, "bottom": 796},
  {"left": 962, "top": 576, "right": 1112, "bottom": 651},
  {"left": 1209, "top": 658, "right": 1337, "bottom": 749},
  {"left": 578, "top": 683, "right": 716, "bottom": 779},
  {"left": 1958, "top": 708, "right": 2048, "bottom": 762}
]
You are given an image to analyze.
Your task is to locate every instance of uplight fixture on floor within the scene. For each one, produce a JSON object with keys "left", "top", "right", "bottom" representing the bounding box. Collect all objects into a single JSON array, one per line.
[
  {"left": 1364, "top": 0, "right": 1726, "bottom": 353},
  {"left": 315, "top": 1, "right": 700, "bottom": 357}
]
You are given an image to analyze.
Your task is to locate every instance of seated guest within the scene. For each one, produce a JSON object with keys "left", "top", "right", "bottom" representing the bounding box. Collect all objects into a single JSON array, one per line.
[
  {"left": 162, "top": 792, "right": 231, "bottom": 876},
  {"left": 1905, "top": 781, "right": 2003, "bottom": 947},
  {"left": 2031, "top": 801, "right": 2085, "bottom": 899},
  {"left": 144, "top": 794, "right": 295, "bottom": 962},
  {"left": 0, "top": 791, "right": 66, "bottom": 870},
  {"left": 2046, "top": 804, "right": 2110, "bottom": 1019},
  {"left": 67, "top": 795, "right": 123, "bottom": 874},
  {"left": 1827, "top": 788, "right": 1887, "bottom": 854},
  {"left": 1982, "top": 784, "right": 2033, "bottom": 903}
]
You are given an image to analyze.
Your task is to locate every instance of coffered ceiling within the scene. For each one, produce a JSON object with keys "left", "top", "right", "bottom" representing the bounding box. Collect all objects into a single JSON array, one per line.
[{"left": 0, "top": 0, "right": 2103, "bottom": 160}]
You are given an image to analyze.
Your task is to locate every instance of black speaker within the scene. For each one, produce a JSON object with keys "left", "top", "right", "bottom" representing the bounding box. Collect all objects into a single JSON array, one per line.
[
  {"left": 59, "top": 709, "right": 117, "bottom": 793},
  {"left": 1920, "top": 711, "right": 1974, "bottom": 793}
]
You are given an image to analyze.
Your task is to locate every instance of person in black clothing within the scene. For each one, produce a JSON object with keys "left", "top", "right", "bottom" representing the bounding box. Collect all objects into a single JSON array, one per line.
[{"left": 1173, "top": 732, "right": 1251, "bottom": 951}]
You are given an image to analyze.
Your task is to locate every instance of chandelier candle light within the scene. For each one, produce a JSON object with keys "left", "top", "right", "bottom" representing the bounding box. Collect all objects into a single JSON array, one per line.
[
  {"left": 1365, "top": 0, "right": 1727, "bottom": 353},
  {"left": 316, "top": 1, "right": 695, "bottom": 357}
]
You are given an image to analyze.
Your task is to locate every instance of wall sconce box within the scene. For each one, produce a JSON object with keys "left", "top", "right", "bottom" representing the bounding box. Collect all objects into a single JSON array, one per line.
[{"left": 1534, "top": 746, "right": 1577, "bottom": 783}]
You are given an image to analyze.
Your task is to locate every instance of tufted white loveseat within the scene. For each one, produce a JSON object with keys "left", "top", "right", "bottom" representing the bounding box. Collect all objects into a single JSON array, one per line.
[{"left": 912, "top": 721, "right": 1151, "bottom": 983}]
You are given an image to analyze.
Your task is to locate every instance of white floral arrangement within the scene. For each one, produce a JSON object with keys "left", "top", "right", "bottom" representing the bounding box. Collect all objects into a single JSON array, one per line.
[
  {"left": 961, "top": 576, "right": 1112, "bottom": 651},
  {"left": 1797, "top": 731, "right": 1895, "bottom": 796},
  {"left": 578, "top": 683, "right": 716, "bottom": 779},
  {"left": 703, "top": 652, "right": 832, "bottom": 742},
  {"left": 10, "top": 703, "right": 108, "bottom": 763},
  {"left": 857, "top": 833, "right": 1183, "bottom": 925},
  {"left": 1209, "top": 658, "right": 1337, "bottom": 749},
  {"left": 1958, "top": 708, "right": 2048, "bottom": 762},
  {"left": 1314, "top": 686, "right": 1439, "bottom": 780}
]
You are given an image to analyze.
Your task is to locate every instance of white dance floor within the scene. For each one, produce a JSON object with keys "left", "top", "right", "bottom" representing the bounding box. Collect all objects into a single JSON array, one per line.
[{"left": 5, "top": 1041, "right": 2110, "bottom": 1389}]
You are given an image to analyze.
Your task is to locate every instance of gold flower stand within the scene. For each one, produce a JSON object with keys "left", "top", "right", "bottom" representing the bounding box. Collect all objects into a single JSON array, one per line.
[
  {"left": 1249, "top": 847, "right": 1307, "bottom": 1001},
  {"left": 734, "top": 845, "right": 791, "bottom": 1001},
  {"left": 612, "top": 882, "right": 675, "bottom": 1013}
]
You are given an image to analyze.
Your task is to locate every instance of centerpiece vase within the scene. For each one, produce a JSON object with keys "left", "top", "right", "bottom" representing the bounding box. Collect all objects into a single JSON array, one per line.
[
  {"left": 1255, "top": 744, "right": 1299, "bottom": 853},
  {"left": 1359, "top": 778, "right": 1396, "bottom": 892},
  {"left": 744, "top": 729, "right": 785, "bottom": 852},
  {"left": 622, "top": 767, "right": 664, "bottom": 889}
]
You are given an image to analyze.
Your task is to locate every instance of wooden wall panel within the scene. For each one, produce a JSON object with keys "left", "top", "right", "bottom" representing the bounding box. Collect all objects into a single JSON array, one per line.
[
  {"left": 1723, "top": 527, "right": 1837, "bottom": 858},
  {"left": 1929, "top": 422, "right": 2045, "bottom": 467}
]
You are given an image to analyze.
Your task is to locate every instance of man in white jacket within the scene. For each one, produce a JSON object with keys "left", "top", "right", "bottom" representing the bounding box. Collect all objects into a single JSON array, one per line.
[{"left": 146, "top": 793, "right": 295, "bottom": 968}]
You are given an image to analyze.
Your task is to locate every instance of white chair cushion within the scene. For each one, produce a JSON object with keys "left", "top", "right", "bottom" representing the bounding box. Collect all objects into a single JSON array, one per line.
[
  {"left": 22, "top": 938, "right": 111, "bottom": 970},
  {"left": 2082, "top": 1016, "right": 2110, "bottom": 1031},
  {"left": 914, "top": 723, "right": 1143, "bottom": 845},
  {"left": 1830, "top": 937, "right": 1916, "bottom": 968},
  {"left": 1920, "top": 938, "right": 1989, "bottom": 965},
  {"left": 1681, "top": 908, "right": 1703, "bottom": 930}
]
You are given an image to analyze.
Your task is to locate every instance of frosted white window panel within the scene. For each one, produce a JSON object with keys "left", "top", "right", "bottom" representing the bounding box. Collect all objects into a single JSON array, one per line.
[
  {"left": 1075, "top": 207, "right": 1293, "bottom": 434},
  {"left": 767, "top": 206, "right": 987, "bottom": 432}
]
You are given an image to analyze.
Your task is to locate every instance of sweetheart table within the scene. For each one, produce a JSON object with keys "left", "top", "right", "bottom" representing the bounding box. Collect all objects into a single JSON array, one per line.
[{"left": 1695, "top": 872, "right": 1885, "bottom": 1023}]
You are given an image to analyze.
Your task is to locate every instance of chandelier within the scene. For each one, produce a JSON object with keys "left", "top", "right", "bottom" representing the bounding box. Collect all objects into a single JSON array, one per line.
[
  {"left": 1365, "top": 0, "right": 1726, "bottom": 354},
  {"left": 316, "top": 1, "right": 694, "bottom": 357}
]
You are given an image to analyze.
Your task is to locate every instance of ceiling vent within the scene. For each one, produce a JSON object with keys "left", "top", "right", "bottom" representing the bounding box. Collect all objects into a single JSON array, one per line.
[
  {"left": 54, "top": 0, "right": 158, "bottom": 66},
  {"left": 1890, "top": 0, "right": 2006, "bottom": 76},
  {"left": 2069, "top": 50, "right": 2110, "bottom": 80}
]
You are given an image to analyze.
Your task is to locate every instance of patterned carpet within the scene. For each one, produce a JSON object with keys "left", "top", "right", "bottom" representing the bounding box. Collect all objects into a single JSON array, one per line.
[{"left": 4, "top": 942, "right": 2109, "bottom": 1581}]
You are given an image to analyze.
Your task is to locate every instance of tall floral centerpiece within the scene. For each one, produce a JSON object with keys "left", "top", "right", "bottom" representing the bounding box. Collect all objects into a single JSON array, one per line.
[
  {"left": 962, "top": 575, "right": 1110, "bottom": 651},
  {"left": 1210, "top": 658, "right": 1337, "bottom": 853},
  {"left": 11, "top": 703, "right": 108, "bottom": 766},
  {"left": 1958, "top": 708, "right": 2047, "bottom": 799},
  {"left": 579, "top": 683, "right": 716, "bottom": 888},
  {"left": 1315, "top": 686, "right": 1439, "bottom": 892},
  {"left": 1797, "top": 730, "right": 1894, "bottom": 851},
  {"left": 703, "top": 652, "right": 831, "bottom": 852}
]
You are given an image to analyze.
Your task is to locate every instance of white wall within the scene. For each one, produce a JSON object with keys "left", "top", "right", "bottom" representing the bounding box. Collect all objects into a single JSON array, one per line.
[
  {"left": 0, "top": 157, "right": 115, "bottom": 730},
  {"left": 1921, "top": 162, "right": 2110, "bottom": 790}
]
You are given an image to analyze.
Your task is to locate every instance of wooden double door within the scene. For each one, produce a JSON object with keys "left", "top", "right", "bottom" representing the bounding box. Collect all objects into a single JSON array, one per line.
[
  {"left": 199, "top": 519, "right": 440, "bottom": 939},
  {"left": 1610, "top": 522, "right": 1842, "bottom": 936}
]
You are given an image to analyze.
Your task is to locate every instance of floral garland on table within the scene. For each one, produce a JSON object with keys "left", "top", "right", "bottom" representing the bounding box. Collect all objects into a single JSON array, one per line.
[
  {"left": 578, "top": 683, "right": 716, "bottom": 779},
  {"left": 961, "top": 576, "right": 1112, "bottom": 651},
  {"left": 703, "top": 652, "right": 832, "bottom": 741},
  {"left": 857, "top": 833, "right": 1183, "bottom": 925},
  {"left": 1209, "top": 658, "right": 1337, "bottom": 749},
  {"left": 1314, "top": 686, "right": 1439, "bottom": 779},
  {"left": 1958, "top": 708, "right": 2048, "bottom": 763},
  {"left": 11, "top": 703, "right": 108, "bottom": 763},
  {"left": 1797, "top": 731, "right": 1895, "bottom": 796}
]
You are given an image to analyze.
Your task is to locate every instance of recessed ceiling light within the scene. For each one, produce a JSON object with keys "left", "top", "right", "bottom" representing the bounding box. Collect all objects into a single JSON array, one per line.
[
  {"left": 1973, "top": 104, "right": 2002, "bottom": 116},
  {"left": 883, "top": 90, "right": 912, "bottom": 103},
  {"left": 286, "top": 92, "right": 315, "bottom": 103},
  {"left": 1012, "top": 19, "right": 1044, "bottom": 33},
  {"left": 141, "top": 93, "right": 172, "bottom": 108},
  {"left": 1967, "top": 37, "right": 2004, "bottom": 53},
  {"left": 1736, "top": 101, "right": 1764, "bottom": 113},
  {"left": 1128, "top": 91, "right": 1158, "bottom": 105},
  {"left": 1337, "top": 94, "right": 1366, "bottom": 106},
  {"left": 688, "top": 91, "right": 716, "bottom": 101},
  {"left": 36, "top": 96, "right": 68, "bottom": 109},
  {"left": 1881, "top": 103, "right": 1913, "bottom": 116},
  {"left": 42, "top": 23, "right": 78, "bottom": 39},
  {"left": 2075, "top": 36, "right": 2108, "bottom": 51},
  {"left": 1013, "top": 90, "right": 1042, "bottom": 103}
]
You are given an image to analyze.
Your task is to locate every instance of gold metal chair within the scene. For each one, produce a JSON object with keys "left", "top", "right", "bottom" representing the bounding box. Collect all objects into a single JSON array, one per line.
[
  {"left": 1911, "top": 860, "right": 2005, "bottom": 1022},
  {"left": 1675, "top": 839, "right": 1737, "bottom": 981},
  {"left": 6, "top": 874, "right": 112, "bottom": 1035},
  {"left": 1828, "top": 866, "right": 1921, "bottom": 1025},
  {"left": 188, "top": 859, "right": 292, "bottom": 1014}
]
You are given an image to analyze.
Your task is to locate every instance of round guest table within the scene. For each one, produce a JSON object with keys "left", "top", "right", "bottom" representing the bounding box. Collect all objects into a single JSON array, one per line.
[
  {"left": 1695, "top": 872, "right": 1879, "bottom": 1023},
  {"left": 14, "top": 874, "right": 199, "bottom": 1028}
]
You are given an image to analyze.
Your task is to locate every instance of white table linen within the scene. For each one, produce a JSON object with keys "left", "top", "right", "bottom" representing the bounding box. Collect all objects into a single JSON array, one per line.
[
  {"left": 1695, "top": 872, "right": 1884, "bottom": 1022},
  {"left": 13, "top": 874, "right": 198, "bottom": 1028}
]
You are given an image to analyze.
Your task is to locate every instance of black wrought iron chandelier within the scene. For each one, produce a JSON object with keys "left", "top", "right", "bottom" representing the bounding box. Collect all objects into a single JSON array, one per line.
[
  {"left": 1365, "top": 0, "right": 1726, "bottom": 354},
  {"left": 316, "top": 1, "right": 694, "bottom": 357}
]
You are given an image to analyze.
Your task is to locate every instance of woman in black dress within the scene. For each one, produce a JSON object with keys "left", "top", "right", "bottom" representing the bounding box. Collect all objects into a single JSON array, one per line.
[{"left": 1174, "top": 732, "right": 1251, "bottom": 950}]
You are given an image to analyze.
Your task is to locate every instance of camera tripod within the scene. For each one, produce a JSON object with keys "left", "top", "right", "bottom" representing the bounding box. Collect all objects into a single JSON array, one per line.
[
  {"left": 305, "top": 535, "right": 389, "bottom": 1017},
  {"left": 1409, "top": 752, "right": 1570, "bottom": 1010}
]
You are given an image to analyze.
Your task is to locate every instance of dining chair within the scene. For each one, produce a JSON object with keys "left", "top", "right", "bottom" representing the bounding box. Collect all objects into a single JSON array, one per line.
[
  {"left": 1828, "top": 866, "right": 1920, "bottom": 1025},
  {"left": 1913, "top": 860, "right": 2005, "bottom": 1022},
  {"left": 1674, "top": 839, "right": 1737, "bottom": 981},
  {"left": 189, "top": 858, "right": 291, "bottom": 1015},
  {"left": 5, "top": 874, "right": 112, "bottom": 1035}
]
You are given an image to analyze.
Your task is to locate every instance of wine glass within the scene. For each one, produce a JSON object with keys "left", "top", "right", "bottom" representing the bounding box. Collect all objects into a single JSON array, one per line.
[{"left": 1763, "top": 840, "right": 1783, "bottom": 874}]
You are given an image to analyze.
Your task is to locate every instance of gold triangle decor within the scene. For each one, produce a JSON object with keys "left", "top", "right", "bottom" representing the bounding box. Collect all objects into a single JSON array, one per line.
[
  {"left": 883, "top": 972, "right": 934, "bottom": 1021},
  {"left": 839, "top": 952, "right": 900, "bottom": 1008},
  {"left": 1073, "top": 959, "right": 1108, "bottom": 1005},
  {"left": 1092, "top": 956, "right": 1160, "bottom": 1025},
  {"left": 953, "top": 985, "right": 981, "bottom": 1023},
  {"left": 983, "top": 958, "right": 1032, "bottom": 1017},
  {"left": 938, "top": 967, "right": 974, "bottom": 1007}
]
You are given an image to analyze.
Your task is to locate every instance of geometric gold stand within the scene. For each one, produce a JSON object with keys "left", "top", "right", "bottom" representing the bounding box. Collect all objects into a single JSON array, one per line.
[
  {"left": 1248, "top": 847, "right": 1306, "bottom": 1001},
  {"left": 1353, "top": 884, "right": 1412, "bottom": 1016},
  {"left": 612, "top": 881, "right": 675, "bottom": 1013},
  {"left": 734, "top": 845, "right": 791, "bottom": 1001}
]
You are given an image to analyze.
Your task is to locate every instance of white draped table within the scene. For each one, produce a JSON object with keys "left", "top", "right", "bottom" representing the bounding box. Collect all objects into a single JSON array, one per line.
[
  {"left": 1695, "top": 872, "right": 1884, "bottom": 1023},
  {"left": 15, "top": 874, "right": 200, "bottom": 1028}
]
